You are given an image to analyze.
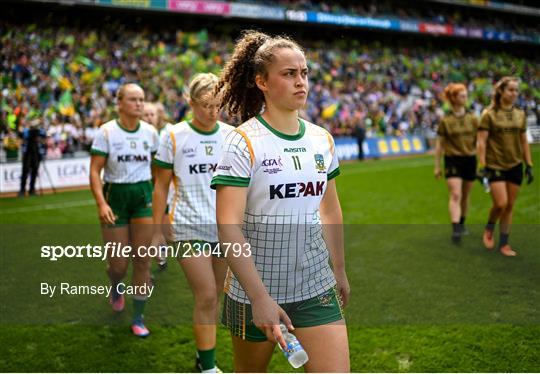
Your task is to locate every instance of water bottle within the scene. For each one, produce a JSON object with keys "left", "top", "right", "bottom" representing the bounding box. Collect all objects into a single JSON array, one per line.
[
  {"left": 482, "top": 177, "right": 490, "bottom": 193},
  {"left": 278, "top": 324, "right": 309, "bottom": 368}
]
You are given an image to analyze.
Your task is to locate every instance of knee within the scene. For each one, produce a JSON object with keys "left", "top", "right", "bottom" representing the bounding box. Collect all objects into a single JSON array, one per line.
[
  {"left": 108, "top": 265, "right": 128, "bottom": 279},
  {"left": 493, "top": 200, "right": 508, "bottom": 212},
  {"left": 450, "top": 191, "right": 461, "bottom": 203},
  {"left": 132, "top": 257, "right": 151, "bottom": 273},
  {"left": 195, "top": 290, "right": 218, "bottom": 312}
]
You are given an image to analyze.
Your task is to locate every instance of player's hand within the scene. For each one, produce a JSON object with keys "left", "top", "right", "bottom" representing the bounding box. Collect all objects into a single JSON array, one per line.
[
  {"left": 251, "top": 295, "right": 293, "bottom": 350},
  {"left": 476, "top": 166, "right": 488, "bottom": 184},
  {"left": 150, "top": 232, "right": 167, "bottom": 260},
  {"left": 434, "top": 166, "right": 442, "bottom": 179},
  {"left": 98, "top": 203, "right": 116, "bottom": 225},
  {"left": 525, "top": 164, "right": 534, "bottom": 185},
  {"left": 334, "top": 268, "right": 351, "bottom": 308},
  {"left": 151, "top": 232, "right": 167, "bottom": 248}
]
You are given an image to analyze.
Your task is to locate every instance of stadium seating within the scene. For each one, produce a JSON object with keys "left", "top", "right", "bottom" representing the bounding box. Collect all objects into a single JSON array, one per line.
[{"left": 1, "top": 5, "right": 538, "bottom": 160}]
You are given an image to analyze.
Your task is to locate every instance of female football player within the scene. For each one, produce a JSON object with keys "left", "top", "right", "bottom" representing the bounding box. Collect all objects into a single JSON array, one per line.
[
  {"left": 477, "top": 77, "right": 534, "bottom": 256},
  {"left": 90, "top": 83, "right": 158, "bottom": 337},
  {"left": 212, "top": 30, "right": 350, "bottom": 372}
]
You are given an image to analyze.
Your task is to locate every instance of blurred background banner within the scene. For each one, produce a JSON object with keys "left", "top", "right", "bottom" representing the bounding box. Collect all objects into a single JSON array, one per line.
[
  {"left": 1, "top": 157, "right": 90, "bottom": 193},
  {"left": 335, "top": 136, "right": 427, "bottom": 161}
]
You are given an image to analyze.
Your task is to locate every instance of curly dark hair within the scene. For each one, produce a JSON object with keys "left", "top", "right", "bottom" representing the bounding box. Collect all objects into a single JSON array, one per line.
[{"left": 215, "top": 30, "right": 304, "bottom": 123}]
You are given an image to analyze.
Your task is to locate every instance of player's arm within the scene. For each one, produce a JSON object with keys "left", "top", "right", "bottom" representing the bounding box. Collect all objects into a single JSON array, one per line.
[
  {"left": 216, "top": 185, "right": 291, "bottom": 347},
  {"left": 320, "top": 179, "right": 350, "bottom": 307},
  {"left": 151, "top": 153, "right": 158, "bottom": 183},
  {"left": 151, "top": 166, "right": 172, "bottom": 238},
  {"left": 476, "top": 130, "right": 488, "bottom": 168},
  {"left": 477, "top": 111, "right": 490, "bottom": 168},
  {"left": 152, "top": 129, "right": 173, "bottom": 239},
  {"left": 521, "top": 132, "right": 533, "bottom": 167},
  {"left": 89, "top": 155, "right": 115, "bottom": 225},
  {"left": 521, "top": 132, "right": 534, "bottom": 184},
  {"left": 434, "top": 119, "right": 446, "bottom": 179},
  {"left": 434, "top": 137, "right": 444, "bottom": 179}
]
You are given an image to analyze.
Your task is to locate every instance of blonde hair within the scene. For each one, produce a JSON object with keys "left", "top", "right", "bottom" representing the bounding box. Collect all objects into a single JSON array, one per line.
[
  {"left": 154, "top": 102, "right": 169, "bottom": 125},
  {"left": 185, "top": 73, "right": 219, "bottom": 102},
  {"left": 143, "top": 102, "right": 156, "bottom": 111},
  {"left": 115, "top": 83, "right": 144, "bottom": 101}
]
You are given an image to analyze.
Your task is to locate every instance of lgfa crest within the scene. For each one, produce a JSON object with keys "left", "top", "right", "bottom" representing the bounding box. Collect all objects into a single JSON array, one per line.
[
  {"left": 314, "top": 154, "right": 325, "bottom": 173},
  {"left": 143, "top": 141, "right": 149, "bottom": 150}
]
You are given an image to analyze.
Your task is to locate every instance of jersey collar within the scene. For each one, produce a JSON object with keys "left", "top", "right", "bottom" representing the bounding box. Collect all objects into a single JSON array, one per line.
[
  {"left": 188, "top": 121, "right": 219, "bottom": 135},
  {"left": 256, "top": 115, "right": 305, "bottom": 141},
  {"left": 116, "top": 119, "right": 140, "bottom": 133}
]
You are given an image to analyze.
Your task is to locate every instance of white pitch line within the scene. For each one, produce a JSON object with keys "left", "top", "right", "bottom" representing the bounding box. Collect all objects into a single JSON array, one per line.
[{"left": 1, "top": 199, "right": 96, "bottom": 214}]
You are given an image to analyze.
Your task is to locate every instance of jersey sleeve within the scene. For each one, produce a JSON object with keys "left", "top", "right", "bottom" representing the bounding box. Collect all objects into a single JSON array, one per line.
[
  {"left": 211, "top": 130, "right": 252, "bottom": 189},
  {"left": 478, "top": 110, "right": 491, "bottom": 132},
  {"left": 521, "top": 110, "right": 527, "bottom": 133},
  {"left": 90, "top": 126, "right": 109, "bottom": 157},
  {"left": 436, "top": 117, "right": 447, "bottom": 137},
  {"left": 153, "top": 130, "right": 174, "bottom": 169},
  {"left": 327, "top": 133, "right": 340, "bottom": 181}
]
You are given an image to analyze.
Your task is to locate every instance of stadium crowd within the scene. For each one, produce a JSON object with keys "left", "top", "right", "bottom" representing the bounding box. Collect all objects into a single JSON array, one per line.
[
  {"left": 251, "top": 0, "right": 539, "bottom": 35},
  {"left": 1, "top": 16, "right": 539, "bottom": 160}
]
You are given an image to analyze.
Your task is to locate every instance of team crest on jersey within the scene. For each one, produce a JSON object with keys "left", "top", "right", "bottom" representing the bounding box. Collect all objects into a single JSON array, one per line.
[
  {"left": 143, "top": 141, "right": 149, "bottom": 151},
  {"left": 262, "top": 154, "right": 283, "bottom": 174},
  {"left": 314, "top": 154, "right": 326, "bottom": 173},
  {"left": 317, "top": 292, "right": 334, "bottom": 307},
  {"left": 130, "top": 141, "right": 136, "bottom": 149}
]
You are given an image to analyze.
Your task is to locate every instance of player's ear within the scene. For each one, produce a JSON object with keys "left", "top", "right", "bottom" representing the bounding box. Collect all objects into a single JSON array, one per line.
[{"left": 255, "top": 74, "right": 268, "bottom": 92}]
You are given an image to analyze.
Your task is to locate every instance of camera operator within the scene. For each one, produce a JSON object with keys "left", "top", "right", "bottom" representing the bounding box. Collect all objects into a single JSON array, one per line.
[{"left": 19, "top": 119, "right": 46, "bottom": 197}]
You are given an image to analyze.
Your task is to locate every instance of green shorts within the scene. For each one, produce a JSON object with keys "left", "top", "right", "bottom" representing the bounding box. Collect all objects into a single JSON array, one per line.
[
  {"left": 103, "top": 181, "right": 153, "bottom": 226},
  {"left": 222, "top": 287, "right": 344, "bottom": 342}
]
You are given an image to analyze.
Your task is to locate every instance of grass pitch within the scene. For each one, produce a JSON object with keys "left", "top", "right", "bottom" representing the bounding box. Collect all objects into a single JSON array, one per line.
[{"left": 1, "top": 146, "right": 539, "bottom": 372}]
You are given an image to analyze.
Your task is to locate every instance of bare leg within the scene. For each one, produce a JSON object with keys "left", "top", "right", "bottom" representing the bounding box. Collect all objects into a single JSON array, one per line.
[
  {"left": 231, "top": 335, "right": 276, "bottom": 372},
  {"left": 294, "top": 321, "right": 350, "bottom": 373}
]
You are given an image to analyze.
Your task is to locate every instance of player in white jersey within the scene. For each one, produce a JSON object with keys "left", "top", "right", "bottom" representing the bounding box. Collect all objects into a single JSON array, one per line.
[
  {"left": 143, "top": 101, "right": 172, "bottom": 269},
  {"left": 89, "top": 83, "right": 158, "bottom": 338},
  {"left": 152, "top": 74, "right": 234, "bottom": 373},
  {"left": 211, "top": 31, "right": 350, "bottom": 372}
]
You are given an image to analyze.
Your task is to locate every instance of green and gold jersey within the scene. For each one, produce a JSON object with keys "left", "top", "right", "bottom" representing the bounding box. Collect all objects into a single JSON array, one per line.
[
  {"left": 479, "top": 107, "right": 526, "bottom": 170},
  {"left": 437, "top": 112, "right": 478, "bottom": 156}
]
